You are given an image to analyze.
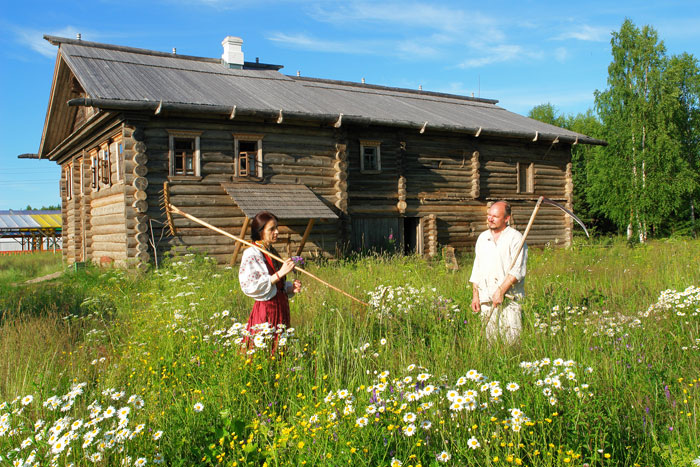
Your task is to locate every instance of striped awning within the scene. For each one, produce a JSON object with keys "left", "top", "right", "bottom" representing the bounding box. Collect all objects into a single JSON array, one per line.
[{"left": 0, "top": 210, "right": 62, "bottom": 232}]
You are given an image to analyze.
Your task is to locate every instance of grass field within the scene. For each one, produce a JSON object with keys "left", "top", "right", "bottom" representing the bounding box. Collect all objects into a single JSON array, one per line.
[
  {"left": 0, "top": 239, "right": 699, "bottom": 466},
  {"left": 0, "top": 252, "right": 63, "bottom": 287}
]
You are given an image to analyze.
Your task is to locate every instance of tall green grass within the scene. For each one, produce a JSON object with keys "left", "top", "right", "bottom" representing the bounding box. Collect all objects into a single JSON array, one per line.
[
  {"left": 0, "top": 251, "right": 63, "bottom": 285},
  {"left": 0, "top": 239, "right": 699, "bottom": 466}
]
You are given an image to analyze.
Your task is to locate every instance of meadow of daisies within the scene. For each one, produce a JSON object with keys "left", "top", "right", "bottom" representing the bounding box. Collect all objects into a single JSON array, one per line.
[{"left": 1, "top": 238, "right": 699, "bottom": 466}]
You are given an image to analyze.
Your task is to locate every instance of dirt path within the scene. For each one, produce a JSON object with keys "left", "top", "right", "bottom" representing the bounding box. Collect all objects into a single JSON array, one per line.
[{"left": 21, "top": 270, "right": 64, "bottom": 284}]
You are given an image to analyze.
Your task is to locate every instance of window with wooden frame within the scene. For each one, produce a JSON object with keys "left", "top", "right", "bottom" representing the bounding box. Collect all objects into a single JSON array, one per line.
[
  {"left": 65, "top": 163, "right": 73, "bottom": 200},
  {"left": 89, "top": 149, "right": 99, "bottom": 190},
  {"left": 99, "top": 143, "right": 111, "bottom": 186},
  {"left": 517, "top": 162, "right": 534, "bottom": 194},
  {"left": 360, "top": 140, "right": 381, "bottom": 173},
  {"left": 109, "top": 136, "right": 123, "bottom": 182},
  {"left": 78, "top": 156, "right": 84, "bottom": 196},
  {"left": 233, "top": 134, "right": 263, "bottom": 178},
  {"left": 168, "top": 130, "right": 201, "bottom": 177}
]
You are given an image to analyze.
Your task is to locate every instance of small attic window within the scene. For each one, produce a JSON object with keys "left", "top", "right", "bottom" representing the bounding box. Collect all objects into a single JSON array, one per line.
[{"left": 360, "top": 140, "right": 381, "bottom": 173}]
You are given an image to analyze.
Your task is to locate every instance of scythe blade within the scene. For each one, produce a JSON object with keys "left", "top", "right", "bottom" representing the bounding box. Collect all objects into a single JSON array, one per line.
[{"left": 541, "top": 197, "right": 590, "bottom": 238}]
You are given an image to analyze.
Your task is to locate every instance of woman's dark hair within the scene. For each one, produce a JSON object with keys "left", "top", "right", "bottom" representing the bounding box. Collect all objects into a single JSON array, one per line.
[{"left": 251, "top": 211, "right": 279, "bottom": 241}]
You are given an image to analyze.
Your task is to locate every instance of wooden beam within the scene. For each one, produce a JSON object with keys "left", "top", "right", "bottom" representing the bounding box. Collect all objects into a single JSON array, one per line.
[
  {"left": 296, "top": 218, "right": 315, "bottom": 256},
  {"left": 230, "top": 217, "right": 250, "bottom": 265}
]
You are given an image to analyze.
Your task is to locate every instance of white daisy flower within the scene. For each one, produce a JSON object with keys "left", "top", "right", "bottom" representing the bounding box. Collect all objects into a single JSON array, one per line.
[
  {"left": 436, "top": 451, "right": 451, "bottom": 462},
  {"left": 467, "top": 436, "right": 481, "bottom": 449},
  {"left": 193, "top": 403, "right": 204, "bottom": 413}
]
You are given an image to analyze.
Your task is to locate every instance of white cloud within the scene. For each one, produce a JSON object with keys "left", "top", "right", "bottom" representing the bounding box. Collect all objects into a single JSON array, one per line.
[
  {"left": 457, "top": 44, "right": 543, "bottom": 69},
  {"left": 553, "top": 24, "right": 610, "bottom": 42},
  {"left": 14, "top": 25, "right": 84, "bottom": 58},
  {"left": 267, "top": 32, "right": 382, "bottom": 54},
  {"left": 267, "top": 32, "right": 444, "bottom": 60},
  {"left": 309, "top": 1, "right": 505, "bottom": 41}
]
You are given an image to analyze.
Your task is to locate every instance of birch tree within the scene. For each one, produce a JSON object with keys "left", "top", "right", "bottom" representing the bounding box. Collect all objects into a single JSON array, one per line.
[{"left": 591, "top": 19, "right": 692, "bottom": 241}]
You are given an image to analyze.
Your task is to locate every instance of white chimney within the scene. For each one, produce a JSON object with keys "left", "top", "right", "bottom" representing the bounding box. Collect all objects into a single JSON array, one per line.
[{"left": 222, "top": 36, "right": 244, "bottom": 69}]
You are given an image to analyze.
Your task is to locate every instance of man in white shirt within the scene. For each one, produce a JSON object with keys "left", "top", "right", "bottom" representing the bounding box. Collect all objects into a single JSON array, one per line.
[{"left": 469, "top": 201, "right": 527, "bottom": 344}]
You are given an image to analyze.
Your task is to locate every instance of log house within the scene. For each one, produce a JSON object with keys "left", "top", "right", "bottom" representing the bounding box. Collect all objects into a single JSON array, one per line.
[{"left": 35, "top": 35, "right": 605, "bottom": 268}]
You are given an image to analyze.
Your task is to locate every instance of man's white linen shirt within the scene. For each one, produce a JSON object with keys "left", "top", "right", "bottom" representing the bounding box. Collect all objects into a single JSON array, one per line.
[{"left": 469, "top": 226, "right": 527, "bottom": 303}]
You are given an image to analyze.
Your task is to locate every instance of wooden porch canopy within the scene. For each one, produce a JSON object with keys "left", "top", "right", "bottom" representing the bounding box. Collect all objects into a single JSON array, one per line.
[{"left": 220, "top": 182, "right": 338, "bottom": 263}]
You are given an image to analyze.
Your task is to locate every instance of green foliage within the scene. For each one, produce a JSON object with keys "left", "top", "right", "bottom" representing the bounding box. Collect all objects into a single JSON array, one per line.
[
  {"left": 591, "top": 19, "right": 699, "bottom": 240},
  {"left": 529, "top": 20, "right": 700, "bottom": 240},
  {"left": 527, "top": 103, "right": 566, "bottom": 128},
  {"left": 23, "top": 204, "right": 61, "bottom": 211}
]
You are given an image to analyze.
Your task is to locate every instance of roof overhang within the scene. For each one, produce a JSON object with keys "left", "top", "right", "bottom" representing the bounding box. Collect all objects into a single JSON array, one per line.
[{"left": 68, "top": 97, "right": 607, "bottom": 146}]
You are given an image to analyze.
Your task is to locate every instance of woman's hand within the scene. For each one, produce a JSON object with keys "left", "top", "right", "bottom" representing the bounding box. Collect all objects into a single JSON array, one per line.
[
  {"left": 292, "top": 279, "right": 302, "bottom": 293},
  {"left": 278, "top": 258, "right": 296, "bottom": 277}
]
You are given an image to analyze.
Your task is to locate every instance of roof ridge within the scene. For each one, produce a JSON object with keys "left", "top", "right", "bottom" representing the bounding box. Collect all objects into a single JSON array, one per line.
[
  {"left": 45, "top": 35, "right": 221, "bottom": 64},
  {"left": 291, "top": 75, "right": 499, "bottom": 105},
  {"left": 65, "top": 52, "right": 290, "bottom": 81}
]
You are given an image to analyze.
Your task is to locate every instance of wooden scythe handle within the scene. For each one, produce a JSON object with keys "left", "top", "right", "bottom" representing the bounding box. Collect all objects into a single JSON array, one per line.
[{"left": 167, "top": 203, "right": 369, "bottom": 307}]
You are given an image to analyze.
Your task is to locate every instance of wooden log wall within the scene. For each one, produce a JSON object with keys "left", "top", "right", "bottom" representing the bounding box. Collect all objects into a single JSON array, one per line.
[
  {"left": 85, "top": 132, "right": 127, "bottom": 267},
  {"left": 60, "top": 163, "right": 75, "bottom": 263},
  {"left": 122, "top": 124, "right": 151, "bottom": 269},
  {"left": 140, "top": 119, "right": 344, "bottom": 263},
  {"left": 57, "top": 112, "right": 576, "bottom": 267}
]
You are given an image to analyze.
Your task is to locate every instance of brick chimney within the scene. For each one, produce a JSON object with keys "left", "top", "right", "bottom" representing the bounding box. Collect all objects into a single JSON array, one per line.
[{"left": 221, "top": 36, "right": 244, "bottom": 69}]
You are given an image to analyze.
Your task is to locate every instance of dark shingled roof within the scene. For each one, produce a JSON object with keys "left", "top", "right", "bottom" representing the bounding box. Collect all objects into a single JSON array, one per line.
[
  {"left": 45, "top": 35, "right": 606, "bottom": 146},
  {"left": 220, "top": 183, "right": 338, "bottom": 219}
]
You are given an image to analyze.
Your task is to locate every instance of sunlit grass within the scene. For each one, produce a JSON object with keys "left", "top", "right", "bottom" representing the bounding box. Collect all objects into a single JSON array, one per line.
[{"left": 0, "top": 239, "right": 699, "bottom": 465}]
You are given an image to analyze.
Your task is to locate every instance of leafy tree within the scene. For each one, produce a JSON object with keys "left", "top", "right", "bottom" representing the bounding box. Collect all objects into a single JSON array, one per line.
[
  {"left": 23, "top": 204, "right": 61, "bottom": 211},
  {"left": 527, "top": 103, "right": 565, "bottom": 128},
  {"left": 591, "top": 19, "right": 694, "bottom": 241},
  {"left": 666, "top": 53, "right": 700, "bottom": 236}
]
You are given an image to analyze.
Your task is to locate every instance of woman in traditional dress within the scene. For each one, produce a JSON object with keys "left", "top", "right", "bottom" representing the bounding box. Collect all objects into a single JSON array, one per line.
[{"left": 239, "top": 211, "right": 301, "bottom": 351}]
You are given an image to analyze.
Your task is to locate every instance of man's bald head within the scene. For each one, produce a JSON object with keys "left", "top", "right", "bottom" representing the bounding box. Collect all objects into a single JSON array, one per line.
[
  {"left": 487, "top": 200, "right": 511, "bottom": 233},
  {"left": 491, "top": 201, "right": 511, "bottom": 217}
]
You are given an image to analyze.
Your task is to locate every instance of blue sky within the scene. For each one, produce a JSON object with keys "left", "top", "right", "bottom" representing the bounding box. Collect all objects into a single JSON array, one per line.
[{"left": 1, "top": 0, "right": 699, "bottom": 209}]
